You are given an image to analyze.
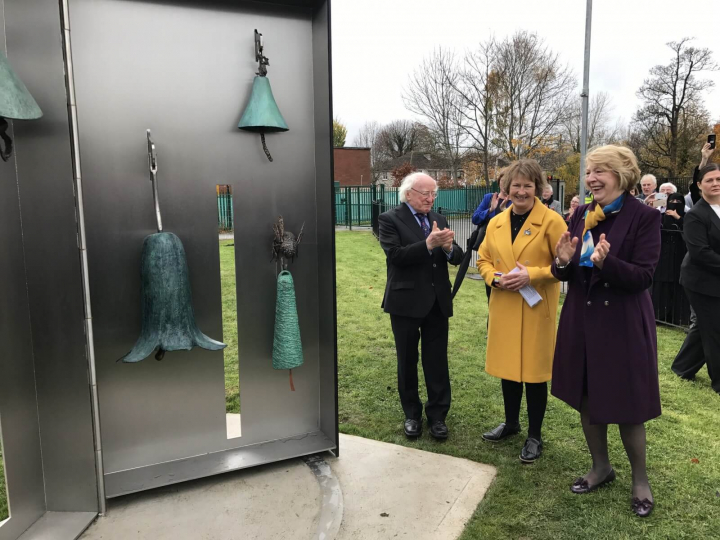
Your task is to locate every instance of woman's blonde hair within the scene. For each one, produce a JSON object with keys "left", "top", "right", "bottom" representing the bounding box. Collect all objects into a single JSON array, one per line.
[
  {"left": 585, "top": 145, "right": 641, "bottom": 192},
  {"left": 500, "top": 159, "right": 547, "bottom": 197}
]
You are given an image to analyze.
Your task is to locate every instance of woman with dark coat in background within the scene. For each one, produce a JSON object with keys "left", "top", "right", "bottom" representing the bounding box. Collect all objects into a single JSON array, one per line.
[
  {"left": 671, "top": 163, "right": 720, "bottom": 395},
  {"left": 552, "top": 145, "right": 661, "bottom": 518}
]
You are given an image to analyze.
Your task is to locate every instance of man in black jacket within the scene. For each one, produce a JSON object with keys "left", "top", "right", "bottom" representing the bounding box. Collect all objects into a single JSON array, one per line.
[{"left": 378, "top": 173, "right": 463, "bottom": 439}]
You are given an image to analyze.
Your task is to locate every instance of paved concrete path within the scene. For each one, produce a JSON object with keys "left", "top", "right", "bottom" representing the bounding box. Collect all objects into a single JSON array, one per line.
[{"left": 80, "top": 434, "right": 496, "bottom": 540}]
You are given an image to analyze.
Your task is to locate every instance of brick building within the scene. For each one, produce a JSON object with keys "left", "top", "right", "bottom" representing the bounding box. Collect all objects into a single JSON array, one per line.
[{"left": 333, "top": 147, "right": 372, "bottom": 186}]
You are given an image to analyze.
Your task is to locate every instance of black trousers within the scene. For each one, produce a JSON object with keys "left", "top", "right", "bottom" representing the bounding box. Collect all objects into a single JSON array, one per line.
[
  {"left": 390, "top": 299, "right": 451, "bottom": 422},
  {"left": 672, "top": 288, "right": 720, "bottom": 393}
]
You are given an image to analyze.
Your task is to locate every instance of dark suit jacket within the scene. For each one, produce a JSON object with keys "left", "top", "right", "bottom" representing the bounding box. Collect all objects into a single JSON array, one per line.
[
  {"left": 379, "top": 204, "right": 463, "bottom": 319},
  {"left": 681, "top": 198, "right": 720, "bottom": 297}
]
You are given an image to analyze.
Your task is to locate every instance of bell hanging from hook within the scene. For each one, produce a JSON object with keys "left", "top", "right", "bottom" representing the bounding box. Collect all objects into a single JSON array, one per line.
[
  {"left": 238, "top": 29, "right": 288, "bottom": 162},
  {"left": 0, "top": 50, "right": 43, "bottom": 162}
]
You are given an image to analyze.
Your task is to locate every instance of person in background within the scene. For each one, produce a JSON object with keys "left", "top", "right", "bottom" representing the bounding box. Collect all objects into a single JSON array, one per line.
[
  {"left": 645, "top": 182, "right": 677, "bottom": 209},
  {"left": 686, "top": 143, "right": 715, "bottom": 211},
  {"left": 637, "top": 174, "right": 657, "bottom": 201},
  {"left": 477, "top": 159, "right": 566, "bottom": 463},
  {"left": 662, "top": 193, "right": 685, "bottom": 230},
  {"left": 671, "top": 163, "right": 720, "bottom": 395},
  {"left": 471, "top": 172, "right": 511, "bottom": 226},
  {"left": 629, "top": 186, "right": 639, "bottom": 197},
  {"left": 542, "top": 184, "right": 562, "bottom": 215},
  {"left": 472, "top": 170, "right": 511, "bottom": 303},
  {"left": 552, "top": 145, "right": 661, "bottom": 518},
  {"left": 564, "top": 195, "right": 580, "bottom": 225}
]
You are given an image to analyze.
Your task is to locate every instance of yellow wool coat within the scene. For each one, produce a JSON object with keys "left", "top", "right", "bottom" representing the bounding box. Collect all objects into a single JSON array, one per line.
[{"left": 477, "top": 199, "right": 567, "bottom": 383}]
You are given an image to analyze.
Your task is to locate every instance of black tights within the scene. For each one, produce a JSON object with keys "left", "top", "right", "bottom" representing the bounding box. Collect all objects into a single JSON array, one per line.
[
  {"left": 579, "top": 397, "right": 652, "bottom": 500},
  {"left": 501, "top": 379, "right": 547, "bottom": 439}
]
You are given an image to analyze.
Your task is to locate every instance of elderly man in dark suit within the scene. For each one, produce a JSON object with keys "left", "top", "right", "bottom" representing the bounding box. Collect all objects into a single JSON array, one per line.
[{"left": 378, "top": 173, "right": 463, "bottom": 440}]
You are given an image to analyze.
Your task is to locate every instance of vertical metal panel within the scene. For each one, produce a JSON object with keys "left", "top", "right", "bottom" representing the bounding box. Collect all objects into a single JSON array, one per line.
[
  {"left": 311, "top": 0, "right": 338, "bottom": 453},
  {"left": 0, "top": 2, "right": 47, "bottom": 536},
  {"left": 4, "top": 0, "right": 98, "bottom": 513},
  {"left": 69, "top": 0, "right": 335, "bottom": 480}
]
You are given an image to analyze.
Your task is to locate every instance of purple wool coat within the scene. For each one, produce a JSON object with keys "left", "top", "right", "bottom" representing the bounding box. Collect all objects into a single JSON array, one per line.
[{"left": 551, "top": 194, "right": 662, "bottom": 425}]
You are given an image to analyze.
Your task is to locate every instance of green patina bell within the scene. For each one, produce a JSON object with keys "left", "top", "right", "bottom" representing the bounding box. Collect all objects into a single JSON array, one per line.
[
  {"left": 120, "top": 232, "right": 226, "bottom": 363},
  {"left": 238, "top": 30, "right": 288, "bottom": 162},
  {"left": 0, "top": 50, "right": 43, "bottom": 162},
  {"left": 120, "top": 131, "right": 226, "bottom": 363}
]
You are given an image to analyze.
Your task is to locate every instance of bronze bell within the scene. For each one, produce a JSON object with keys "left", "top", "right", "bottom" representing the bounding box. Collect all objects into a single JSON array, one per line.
[
  {"left": 238, "top": 30, "right": 288, "bottom": 162},
  {"left": 0, "top": 50, "right": 42, "bottom": 162}
]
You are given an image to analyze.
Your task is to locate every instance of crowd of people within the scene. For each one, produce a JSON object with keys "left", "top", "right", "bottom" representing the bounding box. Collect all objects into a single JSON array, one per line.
[{"left": 377, "top": 142, "right": 719, "bottom": 520}]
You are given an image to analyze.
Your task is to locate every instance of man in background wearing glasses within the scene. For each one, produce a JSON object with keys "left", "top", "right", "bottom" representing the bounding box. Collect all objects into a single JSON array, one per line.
[{"left": 378, "top": 172, "right": 463, "bottom": 440}]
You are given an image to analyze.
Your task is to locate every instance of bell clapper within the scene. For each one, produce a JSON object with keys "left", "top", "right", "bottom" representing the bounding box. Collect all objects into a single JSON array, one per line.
[
  {"left": 289, "top": 369, "right": 295, "bottom": 391},
  {"left": 0, "top": 118, "right": 13, "bottom": 162},
  {"left": 155, "top": 348, "right": 165, "bottom": 361},
  {"left": 147, "top": 129, "right": 163, "bottom": 232},
  {"left": 261, "top": 133, "right": 273, "bottom": 162}
]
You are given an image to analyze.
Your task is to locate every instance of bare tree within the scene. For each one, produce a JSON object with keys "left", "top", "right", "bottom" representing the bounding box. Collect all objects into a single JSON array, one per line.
[
  {"left": 452, "top": 38, "right": 498, "bottom": 183},
  {"left": 353, "top": 120, "right": 382, "bottom": 182},
  {"left": 403, "top": 48, "right": 466, "bottom": 185},
  {"left": 492, "top": 31, "right": 576, "bottom": 161},
  {"left": 632, "top": 38, "right": 717, "bottom": 176},
  {"left": 374, "top": 119, "right": 422, "bottom": 162},
  {"left": 561, "top": 92, "right": 622, "bottom": 153}
]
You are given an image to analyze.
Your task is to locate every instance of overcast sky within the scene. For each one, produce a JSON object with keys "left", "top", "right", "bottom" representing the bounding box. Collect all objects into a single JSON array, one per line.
[{"left": 332, "top": 0, "right": 720, "bottom": 145}]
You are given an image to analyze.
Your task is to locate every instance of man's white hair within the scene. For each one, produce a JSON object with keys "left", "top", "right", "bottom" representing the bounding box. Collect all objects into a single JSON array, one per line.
[
  {"left": 640, "top": 174, "right": 657, "bottom": 187},
  {"left": 543, "top": 184, "right": 553, "bottom": 194},
  {"left": 659, "top": 182, "right": 677, "bottom": 193},
  {"left": 398, "top": 172, "right": 436, "bottom": 203}
]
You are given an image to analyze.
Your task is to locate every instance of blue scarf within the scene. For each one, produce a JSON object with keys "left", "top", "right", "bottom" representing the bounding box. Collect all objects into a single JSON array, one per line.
[{"left": 579, "top": 194, "right": 625, "bottom": 267}]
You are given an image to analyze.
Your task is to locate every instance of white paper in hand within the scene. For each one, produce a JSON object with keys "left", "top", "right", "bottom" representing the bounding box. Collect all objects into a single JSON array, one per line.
[{"left": 508, "top": 267, "right": 543, "bottom": 308}]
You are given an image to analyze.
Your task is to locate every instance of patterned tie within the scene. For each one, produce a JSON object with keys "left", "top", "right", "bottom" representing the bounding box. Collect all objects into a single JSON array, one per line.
[{"left": 416, "top": 213, "right": 431, "bottom": 238}]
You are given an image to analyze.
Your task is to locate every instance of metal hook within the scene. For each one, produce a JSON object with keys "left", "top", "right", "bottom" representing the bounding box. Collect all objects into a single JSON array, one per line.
[
  {"left": 147, "top": 129, "right": 163, "bottom": 232},
  {"left": 254, "top": 29, "right": 269, "bottom": 77}
]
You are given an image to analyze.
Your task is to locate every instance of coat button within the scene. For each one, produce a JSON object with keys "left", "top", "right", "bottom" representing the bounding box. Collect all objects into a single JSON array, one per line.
[
  {"left": 433, "top": 263, "right": 437, "bottom": 268},
  {"left": 525, "top": 261, "right": 530, "bottom": 265},
  {"left": 431, "top": 283, "right": 434, "bottom": 287},
  {"left": 496, "top": 259, "right": 500, "bottom": 263},
  {"left": 587, "top": 301, "right": 592, "bottom": 306},
  {"left": 604, "top": 283, "right": 610, "bottom": 288},
  {"left": 604, "top": 301, "right": 609, "bottom": 306}
]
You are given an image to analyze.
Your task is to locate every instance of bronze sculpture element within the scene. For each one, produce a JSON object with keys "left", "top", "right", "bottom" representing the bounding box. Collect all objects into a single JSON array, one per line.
[
  {"left": 238, "top": 30, "right": 289, "bottom": 162},
  {"left": 119, "top": 131, "right": 226, "bottom": 363},
  {"left": 271, "top": 216, "right": 304, "bottom": 389}
]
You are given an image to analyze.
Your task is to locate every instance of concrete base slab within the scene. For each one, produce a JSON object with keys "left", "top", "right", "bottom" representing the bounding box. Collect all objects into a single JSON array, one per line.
[
  {"left": 331, "top": 435, "right": 496, "bottom": 540},
  {"left": 82, "top": 460, "right": 320, "bottom": 540},
  {"left": 80, "top": 435, "right": 495, "bottom": 540}
]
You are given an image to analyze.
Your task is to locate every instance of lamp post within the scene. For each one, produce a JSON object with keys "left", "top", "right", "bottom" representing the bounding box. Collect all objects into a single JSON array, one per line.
[{"left": 579, "top": 0, "right": 593, "bottom": 202}]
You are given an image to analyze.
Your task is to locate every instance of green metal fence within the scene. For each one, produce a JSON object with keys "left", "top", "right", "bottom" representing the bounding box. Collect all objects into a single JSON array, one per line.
[{"left": 335, "top": 184, "right": 498, "bottom": 228}]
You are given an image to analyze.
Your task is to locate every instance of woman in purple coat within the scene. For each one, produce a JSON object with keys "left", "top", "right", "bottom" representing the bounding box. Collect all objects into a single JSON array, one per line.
[{"left": 552, "top": 145, "right": 661, "bottom": 518}]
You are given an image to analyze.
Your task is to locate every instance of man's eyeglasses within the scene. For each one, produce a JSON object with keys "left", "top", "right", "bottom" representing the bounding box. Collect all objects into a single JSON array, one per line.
[{"left": 411, "top": 187, "right": 439, "bottom": 199}]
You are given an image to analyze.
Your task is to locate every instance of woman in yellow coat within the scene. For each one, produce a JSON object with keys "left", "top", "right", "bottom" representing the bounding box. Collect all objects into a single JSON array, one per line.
[{"left": 477, "top": 159, "right": 566, "bottom": 462}]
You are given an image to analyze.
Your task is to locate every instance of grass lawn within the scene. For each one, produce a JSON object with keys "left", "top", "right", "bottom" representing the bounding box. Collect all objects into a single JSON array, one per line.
[
  {"left": 220, "top": 239, "right": 240, "bottom": 414},
  {"left": 336, "top": 230, "right": 720, "bottom": 540}
]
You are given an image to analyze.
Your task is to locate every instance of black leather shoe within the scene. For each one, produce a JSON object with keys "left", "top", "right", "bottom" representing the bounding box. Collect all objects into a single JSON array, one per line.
[
  {"left": 570, "top": 469, "right": 616, "bottom": 494},
  {"left": 428, "top": 420, "right": 449, "bottom": 440},
  {"left": 519, "top": 437, "right": 543, "bottom": 463},
  {"left": 631, "top": 497, "right": 654, "bottom": 518},
  {"left": 404, "top": 418, "right": 422, "bottom": 438},
  {"left": 482, "top": 422, "right": 521, "bottom": 442}
]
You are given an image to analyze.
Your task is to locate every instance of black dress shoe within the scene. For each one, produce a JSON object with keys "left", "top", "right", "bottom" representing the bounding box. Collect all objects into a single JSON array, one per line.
[
  {"left": 519, "top": 437, "right": 543, "bottom": 463},
  {"left": 570, "top": 469, "right": 616, "bottom": 494},
  {"left": 631, "top": 497, "right": 654, "bottom": 518},
  {"left": 482, "top": 422, "right": 521, "bottom": 442},
  {"left": 404, "top": 418, "right": 422, "bottom": 438},
  {"left": 428, "top": 420, "right": 449, "bottom": 440}
]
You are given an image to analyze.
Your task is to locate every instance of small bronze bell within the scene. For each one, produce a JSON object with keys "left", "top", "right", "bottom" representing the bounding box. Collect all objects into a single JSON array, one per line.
[
  {"left": 238, "top": 30, "right": 288, "bottom": 162},
  {"left": 0, "top": 50, "right": 42, "bottom": 162}
]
